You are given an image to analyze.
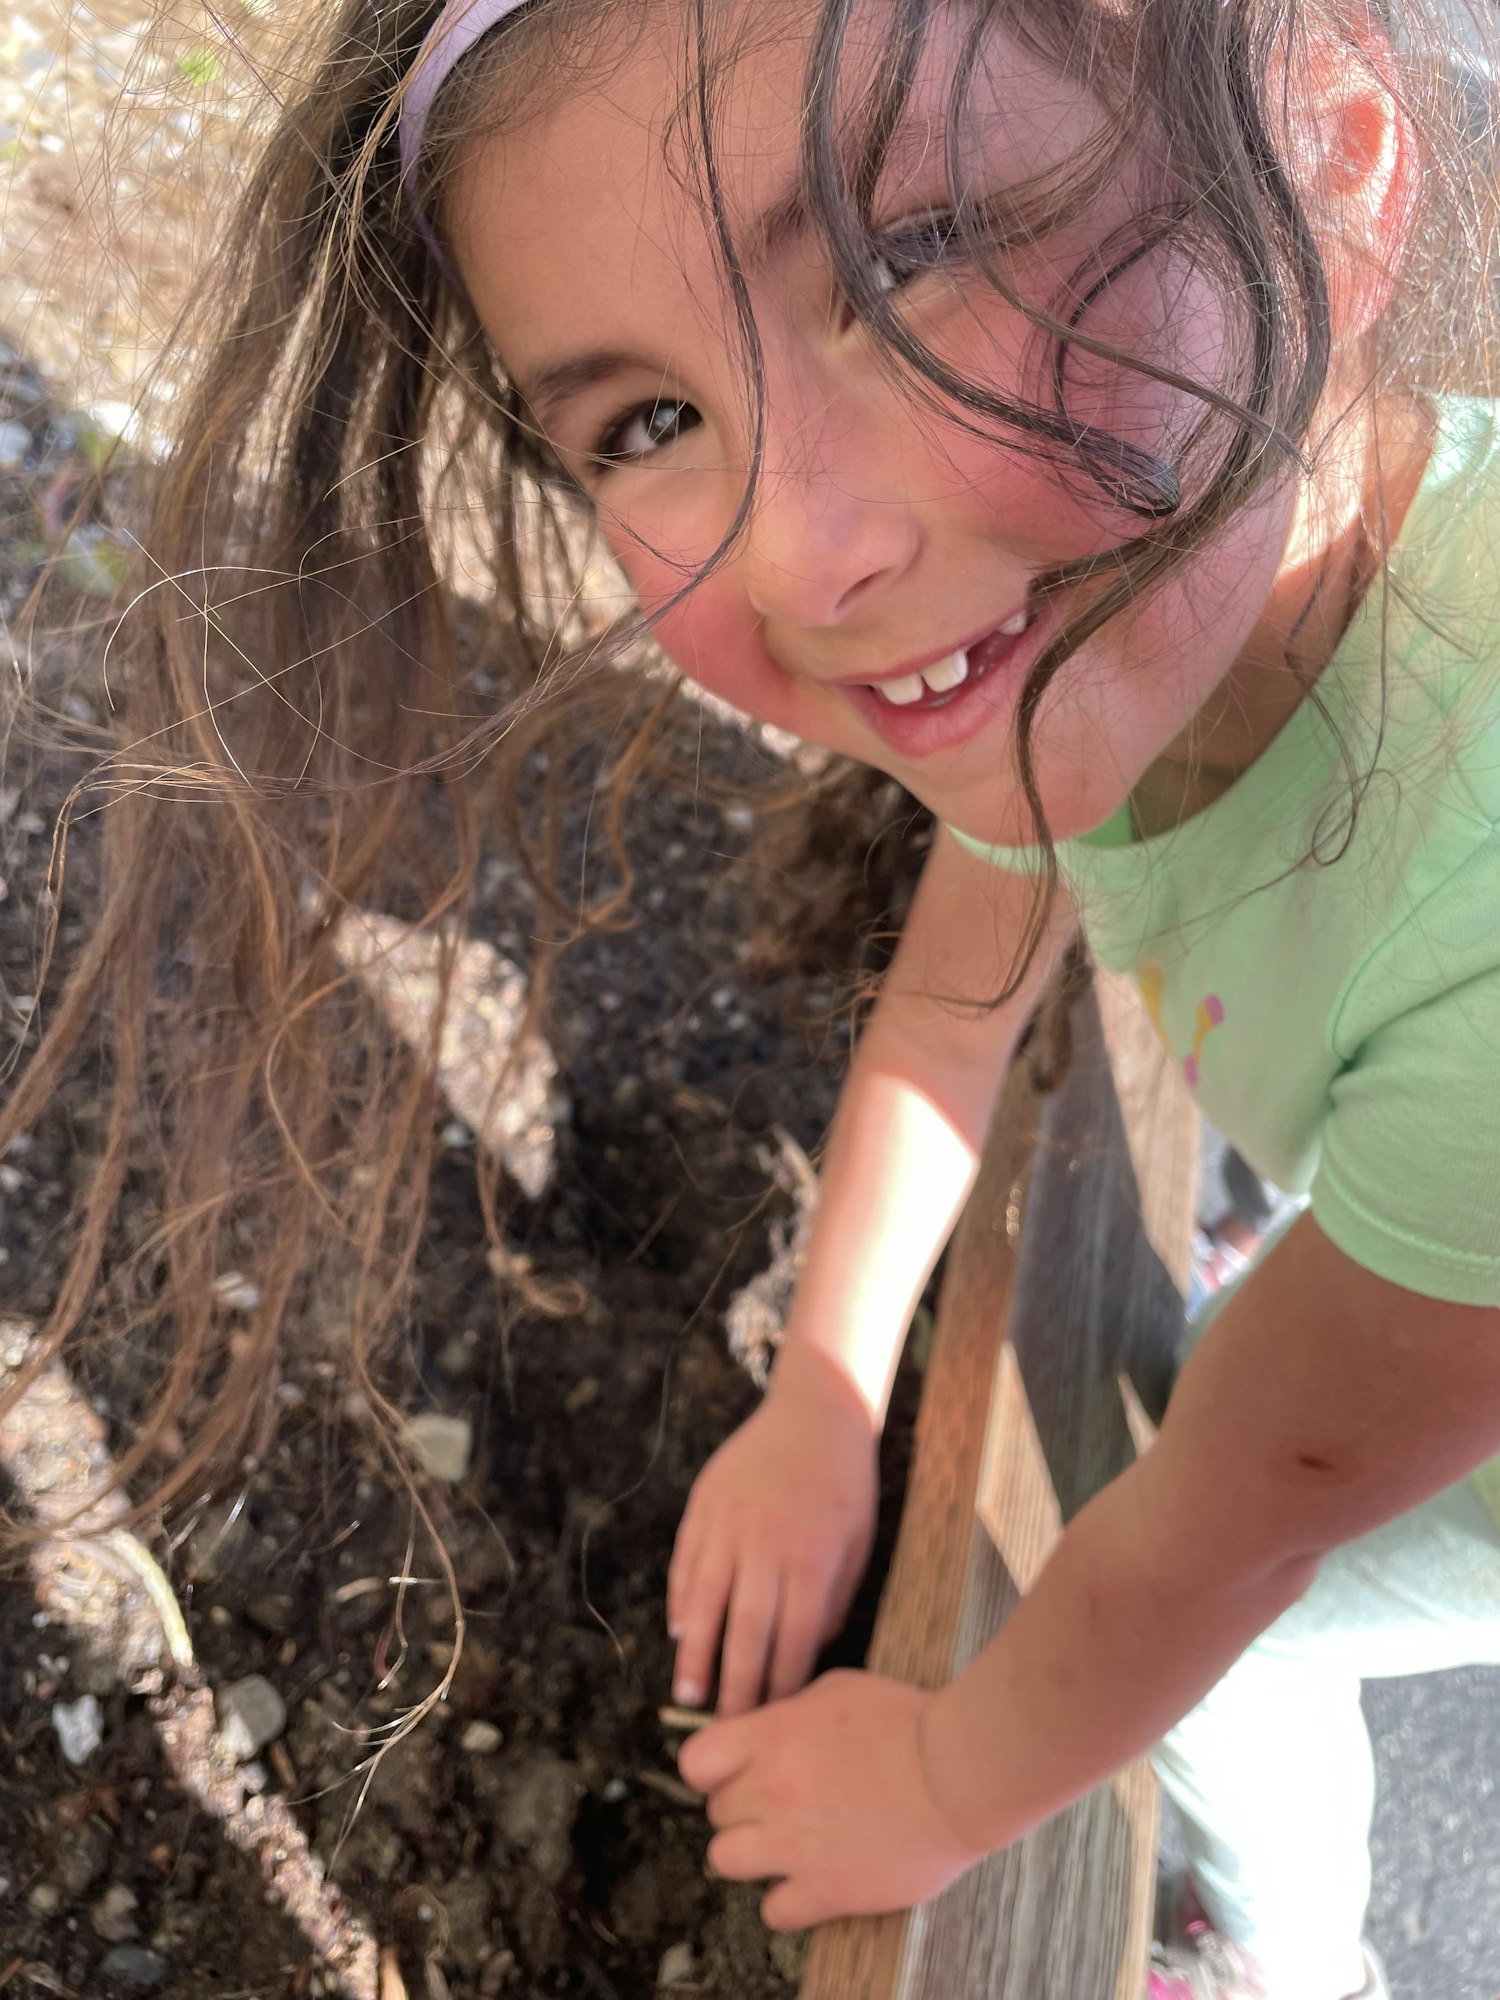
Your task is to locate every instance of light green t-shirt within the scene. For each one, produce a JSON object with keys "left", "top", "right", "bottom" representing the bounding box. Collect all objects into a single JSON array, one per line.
[{"left": 951, "top": 396, "right": 1500, "bottom": 1530}]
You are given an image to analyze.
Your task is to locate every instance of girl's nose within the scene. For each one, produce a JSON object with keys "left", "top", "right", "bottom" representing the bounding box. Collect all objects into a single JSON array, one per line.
[{"left": 737, "top": 400, "right": 920, "bottom": 629}]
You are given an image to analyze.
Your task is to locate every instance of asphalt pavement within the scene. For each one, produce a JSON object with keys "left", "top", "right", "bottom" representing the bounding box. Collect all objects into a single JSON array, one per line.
[{"left": 1364, "top": 1667, "right": 1500, "bottom": 2000}]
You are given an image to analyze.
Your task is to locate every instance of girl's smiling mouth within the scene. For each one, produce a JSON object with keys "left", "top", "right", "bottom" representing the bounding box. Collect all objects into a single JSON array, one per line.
[{"left": 835, "top": 597, "right": 1060, "bottom": 758}]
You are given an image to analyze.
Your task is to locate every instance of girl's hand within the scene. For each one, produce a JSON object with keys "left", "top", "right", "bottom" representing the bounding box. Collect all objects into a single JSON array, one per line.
[
  {"left": 668, "top": 1344, "right": 878, "bottom": 1714},
  {"left": 677, "top": 1669, "right": 983, "bottom": 1929}
]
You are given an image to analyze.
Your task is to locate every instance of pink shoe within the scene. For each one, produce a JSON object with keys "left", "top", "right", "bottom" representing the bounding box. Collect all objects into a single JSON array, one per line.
[
  {"left": 1149, "top": 1878, "right": 1266, "bottom": 1999},
  {"left": 1148, "top": 1879, "right": 1391, "bottom": 2000}
]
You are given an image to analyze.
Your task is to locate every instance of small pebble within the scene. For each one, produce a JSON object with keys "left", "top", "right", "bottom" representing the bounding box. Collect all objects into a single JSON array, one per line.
[
  {"left": 1, "top": 1317, "right": 35, "bottom": 1367},
  {"left": 602, "top": 1778, "right": 628, "bottom": 1804},
  {"left": 402, "top": 1411, "right": 473, "bottom": 1484},
  {"left": 0, "top": 420, "right": 30, "bottom": 469},
  {"left": 92, "top": 1882, "right": 139, "bottom": 1942},
  {"left": 217, "top": 1674, "right": 287, "bottom": 1761},
  {"left": 460, "top": 1719, "right": 503, "bottom": 1755},
  {"left": 657, "top": 1942, "right": 697, "bottom": 1988},
  {"left": 98, "top": 1945, "right": 169, "bottom": 1991},
  {"left": 90, "top": 400, "right": 137, "bottom": 442},
  {"left": 28, "top": 1881, "right": 61, "bottom": 1916},
  {"left": 212, "top": 1271, "right": 262, "bottom": 1313},
  {"left": 53, "top": 1693, "right": 104, "bottom": 1765}
]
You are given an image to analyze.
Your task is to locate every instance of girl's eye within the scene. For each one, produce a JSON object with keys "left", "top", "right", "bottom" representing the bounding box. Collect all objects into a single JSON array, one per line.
[
  {"left": 868, "top": 209, "right": 964, "bottom": 295},
  {"left": 593, "top": 397, "right": 702, "bottom": 467}
]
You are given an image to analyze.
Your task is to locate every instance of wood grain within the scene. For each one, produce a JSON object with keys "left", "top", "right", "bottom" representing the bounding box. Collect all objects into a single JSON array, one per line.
[{"left": 799, "top": 966, "right": 1199, "bottom": 2000}]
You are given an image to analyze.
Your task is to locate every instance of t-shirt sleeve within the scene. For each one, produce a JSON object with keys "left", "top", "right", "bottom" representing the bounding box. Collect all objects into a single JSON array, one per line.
[{"left": 1310, "top": 958, "right": 1500, "bottom": 1306}]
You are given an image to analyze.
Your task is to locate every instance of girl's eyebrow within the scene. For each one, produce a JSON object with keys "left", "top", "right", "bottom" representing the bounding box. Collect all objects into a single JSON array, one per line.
[
  {"left": 521, "top": 348, "right": 646, "bottom": 424},
  {"left": 520, "top": 134, "right": 934, "bottom": 424},
  {"left": 519, "top": 189, "right": 808, "bottom": 424}
]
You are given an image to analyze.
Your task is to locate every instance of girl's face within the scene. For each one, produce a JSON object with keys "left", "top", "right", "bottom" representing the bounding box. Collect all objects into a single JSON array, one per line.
[{"left": 451, "top": 2, "right": 1324, "bottom": 847}]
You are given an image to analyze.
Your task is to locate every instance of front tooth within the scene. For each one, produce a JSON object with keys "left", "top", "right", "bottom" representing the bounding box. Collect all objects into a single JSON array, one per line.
[
  {"left": 921, "top": 650, "right": 969, "bottom": 694},
  {"left": 877, "top": 673, "right": 926, "bottom": 706},
  {"left": 999, "top": 609, "right": 1030, "bottom": 636}
]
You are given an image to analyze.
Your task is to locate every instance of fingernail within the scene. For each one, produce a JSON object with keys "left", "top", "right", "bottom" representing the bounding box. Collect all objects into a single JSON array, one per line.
[
  {"left": 668, "top": 1619, "right": 682, "bottom": 1641},
  {"left": 674, "top": 1678, "right": 702, "bottom": 1707}
]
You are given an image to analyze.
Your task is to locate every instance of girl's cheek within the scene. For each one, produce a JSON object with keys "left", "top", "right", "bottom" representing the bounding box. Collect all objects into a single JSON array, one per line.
[{"left": 624, "top": 557, "right": 808, "bottom": 737}]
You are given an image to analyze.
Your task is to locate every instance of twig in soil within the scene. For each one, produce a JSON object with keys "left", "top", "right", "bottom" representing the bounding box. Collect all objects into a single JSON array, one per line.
[
  {"left": 657, "top": 1704, "right": 713, "bottom": 1733},
  {"left": 331, "top": 1575, "right": 388, "bottom": 1605},
  {"left": 48, "top": 1528, "right": 196, "bottom": 1673},
  {"left": 101, "top": 1530, "right": 197, "bottom": 1670},
  {"left": 6, "top": 1968, "right": 76, "bottom": 1998}
]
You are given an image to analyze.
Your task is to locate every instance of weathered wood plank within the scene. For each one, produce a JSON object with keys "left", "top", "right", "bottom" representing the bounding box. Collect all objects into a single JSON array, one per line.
[{"left": 798, "top": 966, "right": 1198, "bottom": 2000}]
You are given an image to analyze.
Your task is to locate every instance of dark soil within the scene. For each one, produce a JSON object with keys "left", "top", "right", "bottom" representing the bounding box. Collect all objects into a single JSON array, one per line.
[{"left": 0, "top": 353, "right": 923, "bottom": 2000}]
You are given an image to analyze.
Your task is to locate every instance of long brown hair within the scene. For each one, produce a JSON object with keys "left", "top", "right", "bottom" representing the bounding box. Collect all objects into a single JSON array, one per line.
[{"left": 3, "top": 0, "right": 1497, "bottom": 1538}]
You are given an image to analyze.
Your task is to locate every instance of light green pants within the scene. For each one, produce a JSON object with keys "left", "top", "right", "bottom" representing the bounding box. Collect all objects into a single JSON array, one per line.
[{"left": 1149, "top": 1211, "right": 1500, "bottom": 2000}]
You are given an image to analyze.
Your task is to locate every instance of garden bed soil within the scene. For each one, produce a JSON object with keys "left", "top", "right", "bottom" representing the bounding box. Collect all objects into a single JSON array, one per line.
[{"left": 0, "top": 369, "right": 923, "bottom": 2000}]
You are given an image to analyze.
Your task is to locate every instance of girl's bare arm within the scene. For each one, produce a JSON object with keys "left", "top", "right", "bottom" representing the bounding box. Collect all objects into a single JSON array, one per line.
[
  {"left": 918, "top": 1214, "right": 1500, "bottom": 1856},
  {"left": 668, "top": 833, "right": 1073, "bottom": 1712},
  {"left": 770, "top": 828, "right": 1076, "bottom": 1429}
]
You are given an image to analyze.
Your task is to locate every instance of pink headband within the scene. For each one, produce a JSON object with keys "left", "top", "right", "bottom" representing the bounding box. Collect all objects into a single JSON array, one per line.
[{"left": 399, "top": 0, "right": 533, "bottom": 260}]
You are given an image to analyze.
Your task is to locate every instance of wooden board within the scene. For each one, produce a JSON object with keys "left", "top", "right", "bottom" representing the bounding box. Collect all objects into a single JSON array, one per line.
[{"left": 799, "top": 965, "right": 1199, "bottom": 2000}]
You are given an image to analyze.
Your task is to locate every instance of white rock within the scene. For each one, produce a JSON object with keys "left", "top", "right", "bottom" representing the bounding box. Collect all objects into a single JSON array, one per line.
[
  {"left": 1, "top": 1317, "right": 36, "bottom": 1368},
  {"left": 212, "top": 1271, "right": 263, "bottom": 1313},
  {"left": 460, "top": 1719, "right": 503, "bottom": 1755},
  {"left": 217, "top": 1674, "right": 286, "bottom": 1761},
  {"left": 92, "top": 1882, "right": 139, "bottom": 1942},
  {"left": 657, "top": 1943, "right": 697, "bottom": 1988},
  {"left": 90, "top": 401, "right": 138, "bottom": 443},
  {"left": 0, "top": 421, "right": 30, "bottom": 469},
  {"left": 402, "top": 1412, "right": 473, "bottom": 1484},
  {"left": 53, "top": 1694, "right": 104, "bottom": 1765}
]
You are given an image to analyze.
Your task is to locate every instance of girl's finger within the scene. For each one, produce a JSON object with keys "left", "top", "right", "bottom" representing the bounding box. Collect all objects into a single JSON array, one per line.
[
  {"left": 706, "top": 1821, "right": 774, "bottom": 1885},
  {"left": 717, "top": 1565, "right": 782, "bottom": 1716},
  {"left": 677, "top": 1708, "right": 754, "bottom": 1793},
  {"left": 761, "top": 1876, "right": 825, "bottom": 1933},
  {"left": 702, "top": 1770, "right": 757, "bottom": 1830},
  {"left": 764, "top": 1576, "right": 825, "bottom": 1702},
  {"left": 672, "top": 1548, "right": 734, "bottom": 1709},
  {"left": 665, "top": 1509, "right": 702, "bottom": 1638}
]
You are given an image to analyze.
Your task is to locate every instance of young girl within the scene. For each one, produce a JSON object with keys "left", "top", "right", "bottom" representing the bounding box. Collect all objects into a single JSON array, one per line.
[{"left": 8, "top": 1, "right": 1500, "bottom": 1995}]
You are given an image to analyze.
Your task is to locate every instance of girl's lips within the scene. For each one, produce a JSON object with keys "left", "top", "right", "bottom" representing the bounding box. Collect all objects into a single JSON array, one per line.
[{"left": 840, "top": 599, "right": 1064, "bottom": 759}]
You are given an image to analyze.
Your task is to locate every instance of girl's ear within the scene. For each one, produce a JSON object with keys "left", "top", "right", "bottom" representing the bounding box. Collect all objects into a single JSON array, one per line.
[{"left": 1295, "top": 31, "right": 1420, "bottom": 345}]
